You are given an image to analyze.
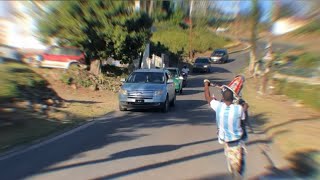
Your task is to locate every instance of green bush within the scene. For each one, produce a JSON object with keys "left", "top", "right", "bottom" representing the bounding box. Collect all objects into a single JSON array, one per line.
[
  {"left": 294, "top": 53, "right": 319, "bottom": 68},
  {"left": 151, "top": 21, "right": 231, "bottom": 56},
  {"left": 274, "top": 80, "right": 320, "bottom": 110},
  {"left": 60, "top": 73, "right": 72, "bottom": 85},
  {"left": 76, "top": 78, "right": 93, "bottom": 88},
  {"left": 276, "top": 52, "right": 319, "bottom": 77},
  {"left": 58, "top": 67, "right": 123, "bottom": 92}
]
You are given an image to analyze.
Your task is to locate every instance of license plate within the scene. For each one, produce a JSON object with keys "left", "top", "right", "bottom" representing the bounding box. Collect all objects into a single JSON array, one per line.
[{"left": 135, "top": 99, "right": 144, "bottom": 103}]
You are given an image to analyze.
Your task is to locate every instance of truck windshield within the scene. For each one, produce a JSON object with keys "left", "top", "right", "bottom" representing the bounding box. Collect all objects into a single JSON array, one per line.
[
  {"left": 213, "top": 50, "right": 225, "bottom": 56},
  {"left": 195, "top": 58, "right": 209, "bottom": 63},
  {"left": 126, "top": 72, "right": 164, "bottom": 84}
]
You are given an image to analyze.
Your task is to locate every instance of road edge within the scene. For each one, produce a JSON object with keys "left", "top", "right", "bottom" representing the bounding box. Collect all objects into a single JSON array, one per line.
[
  {"left": 229, "top": 42, "right": 251, "bottom": 54},
  {"left": 0, "top": 114, "right": 115, "bottom": 161}
]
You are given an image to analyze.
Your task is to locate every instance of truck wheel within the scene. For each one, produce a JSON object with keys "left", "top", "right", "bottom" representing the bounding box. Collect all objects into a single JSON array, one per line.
[
  {"left": 170, "top": 93, "right": 176, "bottom": 107},
  {"left": 161, "top": 95, "right": 169, "bottom": 113},
  {"left": 119, "top": 104, "right": 127, "bottom": 111}
]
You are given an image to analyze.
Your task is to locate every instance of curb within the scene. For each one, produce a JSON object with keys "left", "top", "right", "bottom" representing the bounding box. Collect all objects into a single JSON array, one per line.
[
  {"left": 224, "top": 41, "right": 242, "bottom": 49},
  {"left": 229, "top": 42, "right": 251, "bottom": 54}
]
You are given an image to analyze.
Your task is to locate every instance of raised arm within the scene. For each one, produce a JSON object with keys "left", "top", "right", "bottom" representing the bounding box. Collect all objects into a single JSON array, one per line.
[{"left": 204, "top": 79, "right": 214, "bottom": 104}]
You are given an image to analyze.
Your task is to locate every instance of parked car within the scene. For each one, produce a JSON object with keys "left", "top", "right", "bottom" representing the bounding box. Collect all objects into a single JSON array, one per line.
[
  {"left": 193, "top": 57, "right": 212, "bottom": 73},
  {"left": 0, "top": 44, "right": 22, "bottom": 62},
  {"left": 166, "top": 67, "right": 184, "bottom": 94},
  {"left": 32, "top": 46, "right": 85, "bottom": 69},
  {"left": 118, "top": 68, "right": 176, "bottom": 113},
  {"left": 211, "top": 49, "right": 229, "bottom": 64}
]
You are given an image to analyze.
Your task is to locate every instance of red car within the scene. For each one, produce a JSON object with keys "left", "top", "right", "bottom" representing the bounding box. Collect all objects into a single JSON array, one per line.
[{"left": 33, "top": 46, "right": 85, "bottom": 69}]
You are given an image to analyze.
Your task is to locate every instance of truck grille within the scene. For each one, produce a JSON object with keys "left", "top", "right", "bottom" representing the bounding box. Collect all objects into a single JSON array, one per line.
[{"left": 127, "top": 90, "right": 154, "bottom": 99}]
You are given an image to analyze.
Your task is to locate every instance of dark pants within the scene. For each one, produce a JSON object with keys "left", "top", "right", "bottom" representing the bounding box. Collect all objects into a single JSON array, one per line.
[{"left": 241, "top": 110, "right": 249, "bottom": 141}]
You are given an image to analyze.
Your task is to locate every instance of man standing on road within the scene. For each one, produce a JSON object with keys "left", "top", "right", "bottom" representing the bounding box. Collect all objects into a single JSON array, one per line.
[
  {"left": 203, "top": 79, "right": 248, "bottom": 177},
  {"left": 181, "top": 65, "right": 190, "bottom": 75}
]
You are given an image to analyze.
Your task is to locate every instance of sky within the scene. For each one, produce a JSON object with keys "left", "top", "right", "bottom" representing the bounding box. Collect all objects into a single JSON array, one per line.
[
  {"left": 0, "top": 1, "right": 10, "bottom": 18},
  {"left": 216, "top": 0, "right": 273, "bottom": 22}
]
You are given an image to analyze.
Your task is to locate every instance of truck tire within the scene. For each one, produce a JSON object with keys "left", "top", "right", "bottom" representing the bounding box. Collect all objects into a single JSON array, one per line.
[{"left": 161, "top": 95, "right": 169, "bottom": 113}]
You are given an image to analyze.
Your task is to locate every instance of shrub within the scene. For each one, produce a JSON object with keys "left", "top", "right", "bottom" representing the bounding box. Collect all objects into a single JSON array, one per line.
[
  {"left": 60, "top": 73, "right": 72, "bottom": 85},
  {"left": 294, "top": 53, "right": 319, "bottom": 68},
  {"left": 151, "top": 21, "right": 231, "bottom": 56},
  {"left": 59, "top": 68, "right": 123, "bottom": 92},
  {"left": 274, "top": 80, "right": 320, "bottom": 110}
]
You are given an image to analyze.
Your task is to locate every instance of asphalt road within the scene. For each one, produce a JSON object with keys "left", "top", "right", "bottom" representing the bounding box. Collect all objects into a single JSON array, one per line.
[{"left": 0, "top": 42, "right": 293, "bottom": 180}]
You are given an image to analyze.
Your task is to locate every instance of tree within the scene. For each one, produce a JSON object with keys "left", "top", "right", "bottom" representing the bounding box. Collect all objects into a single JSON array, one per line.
[
  {"left": 258, "top": 0, "right": 280, "bottom": 94},
  {"left": 38, "top": 0, "right": 153, "bottom": 75},
  {"left": 249, "top": 0, "right": 261, "bottom": 75}
]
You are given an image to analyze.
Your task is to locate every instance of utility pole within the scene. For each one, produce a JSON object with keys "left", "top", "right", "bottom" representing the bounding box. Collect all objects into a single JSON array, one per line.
[{"left": 189, "top": 0, "right": 194, "bottom": 61}]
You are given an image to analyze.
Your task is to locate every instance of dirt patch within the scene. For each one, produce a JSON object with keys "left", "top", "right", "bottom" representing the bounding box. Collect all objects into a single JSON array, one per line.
[
  {"left": 243, "top": 77, "right": 320, "bottom": 176},
  {"left": 0, "top": 64, "right": 118, "bottom": 153},
  {"left": 34, "top": 68, "right": 119, "bottom": 120},
  {"left": 274, "top": 33, "right": 319, "bottom": 55}
]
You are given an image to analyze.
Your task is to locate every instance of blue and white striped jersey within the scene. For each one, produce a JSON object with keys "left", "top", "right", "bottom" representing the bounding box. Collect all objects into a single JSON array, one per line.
[{"left": 210, "top": 100, "right": 245, "bottom": 143}]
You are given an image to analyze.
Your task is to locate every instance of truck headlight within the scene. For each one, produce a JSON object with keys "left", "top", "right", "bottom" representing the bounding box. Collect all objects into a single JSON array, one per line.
[
  {"left": 154, "top": 90, "right": 163, "bottom": 96},
  {"left": 204, "top": 65, "right": 208, "bottom": 68},
  {"left": 119, "top": 89, "right": 127, "bottom": 95}
]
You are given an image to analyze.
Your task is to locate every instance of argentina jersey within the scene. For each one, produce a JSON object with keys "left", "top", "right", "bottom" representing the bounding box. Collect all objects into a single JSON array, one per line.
[{"left": 210, "top": 100, "right": 244, "bottom": 142}]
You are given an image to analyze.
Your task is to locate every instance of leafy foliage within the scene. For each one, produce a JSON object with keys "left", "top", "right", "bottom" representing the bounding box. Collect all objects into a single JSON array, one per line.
[
  {"left": 38, "top": 1, "right": 153, "bottom": 64},
  {"left": 151, "top": 21, "right": 230, "bottom": 56},
  {"left": 294, "top": 53, "right": 319, "bottom": 68},
  {"left": 60, "top": 68, "right": 123, "bottom": 92},
  {"left": 274, "top": 80, "right": 320, "bottom": 110}
]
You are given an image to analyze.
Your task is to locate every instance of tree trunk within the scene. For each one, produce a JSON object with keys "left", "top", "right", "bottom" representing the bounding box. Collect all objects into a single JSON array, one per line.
[
  {"left": 249, "top": 0, "right": 260, "bottom": 76},
  {"left": 90, "top": 59, "right": 101, "bottom": 76},
  {"left": 143, "top": 0, "right": 147, "bottom": 12},
  {"left": 249, "top": 18, "right": 259, "bottom": 75},
  {"left": 259, "top": 0, "right": 279, "bottom": 94},
  {"left": 249, "top": 48, "right": 257, "bottom": 75},
  {"left": 148, "top": 0, "right": 153, "bottom": 16},
  {"left": 260, "top": 72, "right": 268, "bottom": 94}
]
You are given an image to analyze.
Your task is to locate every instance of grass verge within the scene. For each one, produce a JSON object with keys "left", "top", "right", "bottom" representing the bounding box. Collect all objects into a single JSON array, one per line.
[
  {"left": 293, "top": 20, "right": 320, "bottom": 35},
  {"left": 0, "top": 112, "right": 77, "bottom": 153},
  {"left": 243, "top": 77, "right": 320, "bottom": 177},
  {"left": 0, "top": 62, "right": 84, "bottom": 153},
  {"left": 0, "top": 62, "right": 46, "bottom": 103},
  {"left": 273, "top": 80, "right": 320, "bottom": 110}
]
